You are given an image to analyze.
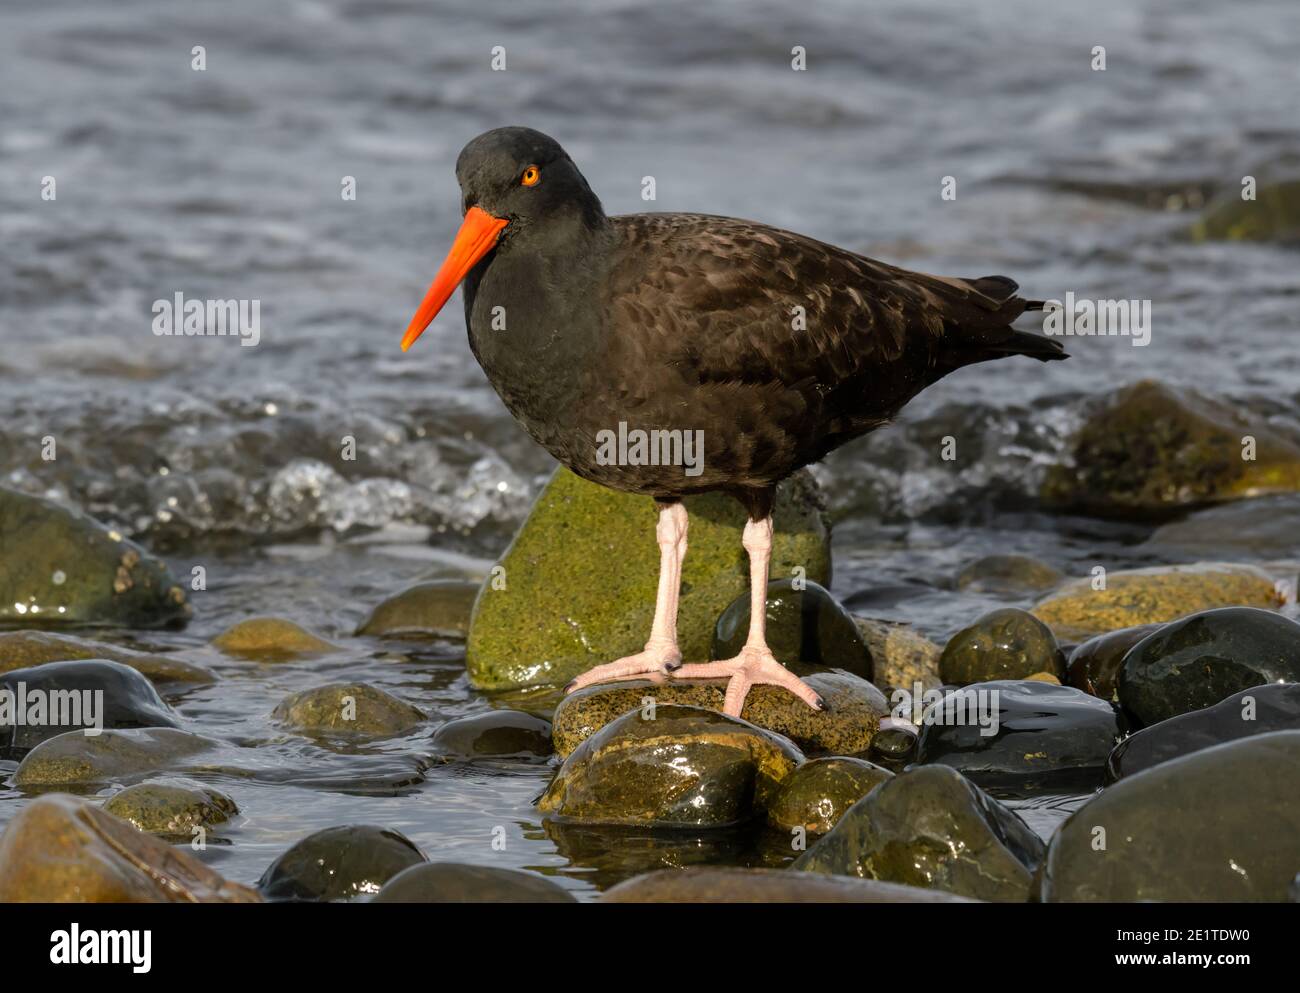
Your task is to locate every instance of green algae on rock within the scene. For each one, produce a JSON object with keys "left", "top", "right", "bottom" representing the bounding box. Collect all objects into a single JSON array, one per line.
[
  {"left": 0, "top": 630, "right": 215, "bottom": 688},
  {"left": 1187, "top": 180, "right": 1300, "bottom": 243},
  {"left": 601, "top": 867, "right": 977, "bottom": 903},
  {"left": 550, "top": 669, "right": 887, "bottom": 759},
  {"left": 466, "top": 467, "right": 830, "bottom": 690},
  {"left": 258, "top": 824, "right": 426, "bottom": 902},
  {"left": 0, "top": 488, "right": 191, "bottom": 628},
  {"left": 103, "top": 777, "right": 239, "bottom": 836},
  {"left": 212, "top": 616, "right": 339, "bottom": 661},
  {"left": 355, "top": 579, "right": 479, "bottom": 639},
  {"left": 272, "top": 681, "right": 426, "bottom": 737},
  {"left": 0, "top": 794, "right": 259, "bottom": 903},
  {"left": 373, "top": 862, "right": 576, "bottom": 903},
  {"left": 1117, "top": 606, "right": 1300, "bottom": 727},
  {"left": 939, "top": 607, "right": 1062, "bottom": 685},
  {"left": 794, "top": 764, "right": 1044, "bottom": 902},
  {"left": 1041, "top": 380, "right": 1300, "bottom": 518},
  {"left": 766, "top": 756, "right": 893, "bottom": 836},
  {"left": 14, "top": 727, "right": 220, "bottom": 788},
  {"left": 430, "top": 709, "right": 553, "bottom": 759},
  {"left": 1038, "top": 731, "right": 1300, "bottom": 902},
  {"left": 852, "top": 616, "right": 942, "bottom": 693},
  {"left": 1031, "top": 562, "right": 1283, "bottom": 643},
  {"left": 539, "top": 704, "right": 803, "bottom": 827},
  {"left": 711, "top": 579, "right": 871, "bottom": 679},
  {"left": 955, "top": 553, "right": 1064, "bottom": 597}
]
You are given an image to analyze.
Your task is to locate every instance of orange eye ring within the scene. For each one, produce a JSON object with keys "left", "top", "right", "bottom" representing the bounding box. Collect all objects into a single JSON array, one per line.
[{"left": 521, "top": 165, "right": 540, "bottom": 187}]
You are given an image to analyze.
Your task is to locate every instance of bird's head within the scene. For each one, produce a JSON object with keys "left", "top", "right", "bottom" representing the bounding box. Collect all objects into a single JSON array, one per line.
[{"left": 401, "top": 126, "right": 602, "bottom": 351}]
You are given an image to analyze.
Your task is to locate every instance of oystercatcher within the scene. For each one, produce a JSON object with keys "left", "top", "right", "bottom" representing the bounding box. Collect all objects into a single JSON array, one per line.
[{"left": 402, "top": 126, "right": 1066, "bottom": 717}]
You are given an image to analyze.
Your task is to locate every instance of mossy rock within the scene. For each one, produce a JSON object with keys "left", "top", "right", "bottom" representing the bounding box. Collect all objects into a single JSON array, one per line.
[
  {"left": 0, "top": 488, "right": 191, "bottom": 628},
  {"left": 766, "top": 756, "right": 893, "bottom": 836},
  {"left": 551, "top": 670, "right": 887, "bottom": 759},
  {"left": 466, "top": 467, "right": 830, "bottom": 690},
  {"left": 711, "top": 580, "right": 871, "bottom": 679},
  {"left": 0, "top": 794, "right": 259, "bottom": 902},
  {"left": 104, "top": 778, "right": 238, "bottom": 836},
  {"left": 1041, "top": 380, "right": 1300, "bottom": 518},
  {"left": 794, "top": 764, "right": 1044, "bottom": 902},
  {"left": 538, "top": 704, "right": 803, "bottom": 827},
  {"left": 1187, "top": 180, "right": 1300, "bottom": 243},
  {"left": 212, "top": 616, "right": 338, "bottom": 661},
  {"left": 272, "top": 682, "right": 425, "bottom": 737},
  {"left": 955, "top": 554, "right": 1064, "bottom": 597},
  {"left": 939, "top": 608, "right": 1062, "bottom": 685},
  {"left": 852, "top": 617, "right": 942, "bottom": 693},
  {"left": 355, "top": 579, "right": 479, "bottom": 639},
  {"left": 0, "top": 630, "right": 214, "bottom": 688},
  {"left": 1031, "top": 562, "right": 1283, "bottom": 642},
  {"left": 14, "top": 727, "right": 220, "bottom": 788}
]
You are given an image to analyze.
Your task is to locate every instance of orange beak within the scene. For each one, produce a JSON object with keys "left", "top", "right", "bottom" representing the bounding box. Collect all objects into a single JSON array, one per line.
[{"left": 401, "top": 206, "right": 509, "bottom": 352}]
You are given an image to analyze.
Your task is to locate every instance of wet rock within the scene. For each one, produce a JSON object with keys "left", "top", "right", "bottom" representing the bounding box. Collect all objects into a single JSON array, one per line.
[
  {"left": 0, "top": 630, "right": 214, "bottom": 688},
  {"left": 0, "top": 659, "right": 179, "bottom": 759},
  {"left": 794, "top": 764, "right": 1044, "bottom": 902},
  {"left": 1118, "top": 607, "right": 1300, "bottom": 726},
  {"left": 917, "top": 681, "right": 1121, "bottom": 791},
  {"left": 430, "top": 710, "right": 552, "bottom": 759},
  {"left": 0, "top": 794, "right": 258, "bottom": 902},
  {"left": 1031, "top": 562, "right": 1283, "bottom": 642},
  {"left": 852, "top": 616, "right": 942, "bottom": 692},
  {"left": 355, "top": 579, "right": 479, "bottom": 640},
  {"left": 372, "top": 863, "right": 576, "bottom": 903},
  {"left": 258, "top": 825, "right": 427, "bottom": 902},
  {"left": 938, "top": 608, "right": 1062, "bottom": 685},
  {"left": 1041, "top": 380, "right": 1300, "bottom": 518},
  {"left": 0, "top": 488, "right": 191, "bottom": 628},
  {"left": 1025, "top": 672, "right": 1060, "bottom": 684},
  {"left": 956, "top": 554, "right": 1064, "bottom": 597},
  {"left": 1145, "top": 494, "right": 1300, "bottom": 558},
  {"left": 538, "top": 704, "right": 803, "bottom": 827},
  {"left": 14, "top": 727, "right": 219, "bottom": 787},
  {"left": 272, "top": 682, "right": 425, "bottom": 737},
  {"left": 551, "top": 670, "right": 887, "bottom": 759},
  {"left": 1107, "top": 683, "right": 1300, "bottom": 782},
  {"left": 467, "top": 467, "right": 831, "bottom": 690},
  {"left": 601, "top": 867, "right": 977, "bottom": 903},
  {"left": 212, "top": 616, "right": 338, "bottom": 661},
  {"left": 1188, "top": 180, "right": 1300, "bottom": 243},
  {"left": 103, "top": 778, "right": 238, "bottom": 836},
  {"left": 1065, "top": 624, "right": 1163, "bottom": 702},
  {"left": 1038, "top": 731, "right": 1300, "bottom": 902},
  {"left": 866, "top": 722, "right": 919, "bottom": 767},
  {"left": 766, "top": 757, "right": 893, "bottom": 836},
  {"left": 711, "top": 580, "right": 871, "bottom": 680}
]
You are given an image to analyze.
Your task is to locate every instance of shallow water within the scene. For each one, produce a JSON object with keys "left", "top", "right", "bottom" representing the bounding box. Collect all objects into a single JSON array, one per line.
[{"left": 1, "top": 0, "right": 1298, "bottom": 899}]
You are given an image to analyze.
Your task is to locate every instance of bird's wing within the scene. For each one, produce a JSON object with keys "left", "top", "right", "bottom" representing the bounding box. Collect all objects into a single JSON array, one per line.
[{"left": 605, "top": 212, "right": 1033, "bottom": 390}]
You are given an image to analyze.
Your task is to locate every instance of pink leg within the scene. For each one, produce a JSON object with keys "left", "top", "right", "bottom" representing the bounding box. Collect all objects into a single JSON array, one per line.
[
  {"left": 565, "top": 501, "right": 687, "bottom": 693},
  {"left": 673, "top": 515, "right": 825, "bottom": 717}
]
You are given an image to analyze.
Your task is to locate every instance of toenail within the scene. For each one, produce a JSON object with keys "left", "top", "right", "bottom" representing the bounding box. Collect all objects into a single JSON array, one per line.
[{"left": 563, "top": 680, "right": 577, "bottom": 693}]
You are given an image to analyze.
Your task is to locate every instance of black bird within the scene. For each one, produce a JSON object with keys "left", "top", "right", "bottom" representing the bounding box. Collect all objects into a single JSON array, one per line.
[{"left": 403, "top": 126, "right": 1066, "bottom": 717}]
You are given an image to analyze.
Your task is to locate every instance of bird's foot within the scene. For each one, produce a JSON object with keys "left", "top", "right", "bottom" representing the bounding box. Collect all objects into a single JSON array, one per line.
[
  {"left": 563, "top": 638, "right": 683, "bottom": 694},
  {"left": 672, "top": 646, "right": 825, "bottom": 718}
]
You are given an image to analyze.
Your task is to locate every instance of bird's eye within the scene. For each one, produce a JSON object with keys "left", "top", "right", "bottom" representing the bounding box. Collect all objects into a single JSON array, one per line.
[{"left": 521, "top": 165, "right": 540, "bottom": 187}]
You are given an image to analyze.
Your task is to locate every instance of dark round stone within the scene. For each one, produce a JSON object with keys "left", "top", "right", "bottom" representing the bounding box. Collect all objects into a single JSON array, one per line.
[
  {"left": 1065, "top": 624, "right": 1162, "bottom": 702},
  {"left": 1118, "top": 607, "right": 1300, "bottom": 727},
  {"left": 939, "top": 608, "right": 1062, "bottom": 685},
  {"left": 257, "top": 825, "right": 426, "bottom": 902},
  {"left": 373, "top": 862, "right": 576, "bottom": 903},
  {"left": 430, "top": 710, "right": 553, "bottom": 758}
]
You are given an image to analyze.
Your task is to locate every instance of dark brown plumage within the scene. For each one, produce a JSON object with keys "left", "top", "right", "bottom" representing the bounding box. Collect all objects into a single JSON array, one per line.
[{"left": 402, "top": 126, "right": 1067, "bottom": 714}]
